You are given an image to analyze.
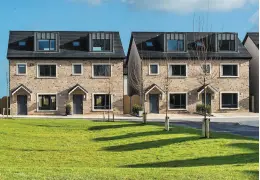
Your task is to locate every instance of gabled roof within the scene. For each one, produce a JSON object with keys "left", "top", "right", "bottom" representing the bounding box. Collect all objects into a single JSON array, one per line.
[
  {"left": 127, "top": 32, "right": 252, "bottom": 61},
  {"left": 243, "top": 32, "right": 259, "bottom": 49},
  {"left": 144, "top": 84, "right": 165, "bottom": 99},
  {"left": 197, "top": 84, "right": 218, "bottom": 93},
  {"left": 68, "top": 84, "right": 88, "bottom": 95},
  {"left": 7, "top": 31, "right": 125, "bottom": 60},
  {"left": 11, "top": 84, "right": 32, "bottom": 95}
]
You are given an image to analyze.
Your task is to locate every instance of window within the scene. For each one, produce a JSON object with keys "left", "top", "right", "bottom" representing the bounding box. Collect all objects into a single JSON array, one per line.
[
  {"left": 202, "top": 64, "right": 211, "bottom": 74},
  {"left": 93, "top": 94, "right": 112, "bottom": 110},
  {"left": 218, "top": 33, "right": 236, "bottom": 51},
  {"left": 166, "top": 33, "right": 185, "bottom": 52},
  {"left": 38, "top": 64, "right": 57, "bottom": 78},
  {"left": 19, "top": 41, "right": 26, "bottom": 46},
  {"left": 169, "top": 93, "right": 187, "bottom": 110},
  {"left": 146, "top": 42, "right": 153, "bottom": 47},
  {"left": 17, "top": 63, "right": 27, "bottom": 75},
  {"left": 38, "top": 39, "right": 56, "bottom": 51},
  {"left": 221, "top": 93, "right": 238, "bottom": 109},
  {"left": 149, "top": 64, "right": 159, "bottom": 75},
  {"left": 38, "top": 94, "right": 57, "bottom": 111},
  {"left": 72, "top": 64, "right": 83, "bottom": 75},
  {"left": 169, "top": 64, "right": 187, "bottom": 77},
  {"left": 93, "top": 64, "right": 111, "bottom": 77},
  {"left": 92, "top": 39, "right": 110, "bottom": 51},
  {"left": 73, "top": 41, "right": 80, "bottom": 47},
  {"left": 221, "top": 64, "right": 238, "bottom": 77}
]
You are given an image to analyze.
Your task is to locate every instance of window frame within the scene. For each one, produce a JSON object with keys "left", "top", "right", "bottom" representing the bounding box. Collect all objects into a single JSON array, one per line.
[
  {"left": 72, "top": 63, "right": 83, "bottom": 76},
  {"left": 217, "top": 33, "right": 237, "bottom": 52},
  {"left": 37, "top": 63, "right": 58, "bottom": 79},
  {"left": 92, "top": 63, "right": 112, "bottom": 79},
  {"left": 16, "top": 63, "right": 27, "bottom": 76},
  {"left": 149, "top": 63, "right": 159, "bottom": 75},
  {"left": 92, "top": 93, "right": 113, "bottom": 111},
  {"left": 202, "top": 63, "right": 211, "bottom": 74},
  {"left": 37, "top": 39, "right": 57, "bottom": 52},
  {"left": 220, "top": 92, "right": 239, "bottom": 110},
  {"left": 220, "top": 63, "right": 239, "bottom": 78},
  {"left": 168, "top": 63, "right": 188, "bottom": 77},
  {"left": 168, "top": 92, "right": 188, "bottom": 111},
  {"left": 166, "top": 33, "right": 185, "bottom": 52},
  {"left": 37, "top": 93, "right": 58, "bottom": 112}
]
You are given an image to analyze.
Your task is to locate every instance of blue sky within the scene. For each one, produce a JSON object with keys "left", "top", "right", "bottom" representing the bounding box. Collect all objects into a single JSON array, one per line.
[{"left": 0, "top": 0, "right": 258, "bottom": 97}]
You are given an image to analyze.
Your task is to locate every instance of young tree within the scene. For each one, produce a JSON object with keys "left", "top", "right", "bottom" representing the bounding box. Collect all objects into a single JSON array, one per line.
[{"left": 189, "top": 15, "right": 219, "bottom": 138}]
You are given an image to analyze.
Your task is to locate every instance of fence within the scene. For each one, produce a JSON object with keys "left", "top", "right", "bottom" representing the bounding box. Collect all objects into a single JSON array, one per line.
[
  {"left": 0, "top": 96, "right": 10, "bottom": 115},
  {"left": 123, "top": 95, "right": 140, "bottom": 114}
]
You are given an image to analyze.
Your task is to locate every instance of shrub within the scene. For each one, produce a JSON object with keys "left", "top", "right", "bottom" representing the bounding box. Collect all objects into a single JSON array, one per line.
[
  {"left": 132, "top": 104, "right": 143, "bottom": 115},
  {"left": 65, "top": 104, "right": 72, "bottom": 115},
  {"left": 196, "top": 104, "right": 211, "bottom": 115}
]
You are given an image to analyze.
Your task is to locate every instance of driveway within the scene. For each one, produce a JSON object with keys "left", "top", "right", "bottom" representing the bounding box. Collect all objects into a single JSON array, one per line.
[{"left": 171, "top": 120, "right": 259, "bottom": 139}]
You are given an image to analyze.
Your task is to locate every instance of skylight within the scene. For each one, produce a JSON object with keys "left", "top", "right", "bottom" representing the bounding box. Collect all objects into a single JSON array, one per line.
[
  {"left": 19, "top": 41, "right": 26, "bottom": 46},
  {"left": 146, "top": 42, "right": 153, "bottom": 47}
]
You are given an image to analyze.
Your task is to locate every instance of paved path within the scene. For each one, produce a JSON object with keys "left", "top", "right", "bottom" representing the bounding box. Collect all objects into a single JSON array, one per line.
[{"left": 171, "top": 120, "right": 259, "bottom": 139}]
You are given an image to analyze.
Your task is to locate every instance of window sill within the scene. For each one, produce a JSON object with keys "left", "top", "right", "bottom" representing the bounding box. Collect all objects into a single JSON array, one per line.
[
  {"left": 220, "top": 107, "right": 239, "bottom": 110},
  {"left": 168, "top": 108, "right": 187, "bottom": 111},
  {"left": 92, "top": 76, "right": 111, "bottom": 79},
  {"left": 16, "top": 74, "right": 27, "bottom": 76},
  {"left": 219, "top": 76, "right": 239, "bottom": 78},
  {"left": 168, "top": 76, "right": 187, "bottom": 79},
  {"left": 148, "top": 74, "right": 159, "bottom": 76},
  {"left": 37, "top": 77, "right": 57, "bottom": 79},
  {"left": 37, "top": 110, "right": 58, "bottom": 112},
  {"left": 92, "top": 109, "right": 113, "bottom": 112},
  {"left": 72, "top": 74, "right": 83, "bottom": 76}
]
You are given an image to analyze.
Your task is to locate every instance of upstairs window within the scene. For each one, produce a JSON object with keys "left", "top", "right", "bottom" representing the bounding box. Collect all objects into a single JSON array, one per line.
[
  {"left": 38, "top": 64, "right": 57, "bottom": 78},
  {"left": 92, "top": 64, "right": 111, "bottom": 78},
  {"left": 221, "top": 64, "right": 239, "bottom": 77},
  {"left": 91, "top": 33, "right": 112, "bottom": 52},
  {"left": 218, "top": 33, "right": 236, "bottom": 51},
  {"left": 202, "top": 64, "right": 211, "bottom": 74},
  {"left": 17, "top": 63, "right": 27, "bottom": 75},
  {"left": 72, "top": 63, "right": 83, "bottom": 75},
  {"left": 166, "top": 33, "right": 185, "bottom": 52},
  {"left": 35, "top": 32, "right": 58, "bottom": 52},
  {"left": 149, "top": 63, "right": 159, "bottom": 75},
  {"left": 169, "top": 64, "right": 187, "bottom": 77}
]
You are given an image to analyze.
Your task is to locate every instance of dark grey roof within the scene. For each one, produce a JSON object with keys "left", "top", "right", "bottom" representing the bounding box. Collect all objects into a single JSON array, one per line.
[
  {"left": 127, "top": 32, "right": 251, "bottom": 61},
  {"left": 243, "top": 32, "right": 259, "bottom": 49},
  {"left": 7, "top": 31, "right": 125, "bottom": 60}
]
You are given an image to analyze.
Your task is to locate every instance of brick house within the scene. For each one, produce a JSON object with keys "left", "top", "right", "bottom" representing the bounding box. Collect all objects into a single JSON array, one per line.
[
  {"left": 243, "top": 32, "right": 259, "bottom": 112},
  {"left": 7, "top": 31, "right": 125, "bottom": 115},
  {"left": 126, "top": 32, "right": 252, "bottom": 114}
]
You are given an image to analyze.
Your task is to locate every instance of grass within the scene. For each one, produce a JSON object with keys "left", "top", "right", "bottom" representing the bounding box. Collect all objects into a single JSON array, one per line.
[{"left": 0, "top": 119, "right": 258, "bottom": 180}]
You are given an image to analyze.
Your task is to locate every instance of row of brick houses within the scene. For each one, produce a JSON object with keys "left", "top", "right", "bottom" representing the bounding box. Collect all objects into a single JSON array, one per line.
[{"left": 7, "top": 31, "right": 259, "bottom": 115}]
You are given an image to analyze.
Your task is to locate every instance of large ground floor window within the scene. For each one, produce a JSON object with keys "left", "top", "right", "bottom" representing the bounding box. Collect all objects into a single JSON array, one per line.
[
  {"left": 221, "top": 93, "right": 239, "bottom": 109},
  {"left": 93, "top": 94, "right": 112, "bottom": 110},
  {"left": 169, "top": 93, "right": 187, "bottom": 110},
  {"left": 38, "top": 94, "right": 57, "bottom": 111}
]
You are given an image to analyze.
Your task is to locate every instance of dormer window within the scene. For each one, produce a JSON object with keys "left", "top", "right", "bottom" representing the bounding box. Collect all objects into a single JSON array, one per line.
[
  {"left": 218, "top": 33, "right": 236, "bottom": 51},
  {"left": 90, "top": 32, "right": 113, "bottom": 52},
  {"left": 35, "top": 32, "right": 58, "bottom": 52},
  {"left": 166, "top": 33, "right": 185, "bottom": 52}
]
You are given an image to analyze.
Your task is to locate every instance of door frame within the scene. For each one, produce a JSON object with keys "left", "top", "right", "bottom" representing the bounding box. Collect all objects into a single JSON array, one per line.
[
  {"left": 73, "top": 94, "right": 84, "bottom": 115},
  {"left": 17, "top": 95, "right": 28, "bottom": 115},
  {"left": 149, "top": 94, "right": 160, "bottom": 114}
]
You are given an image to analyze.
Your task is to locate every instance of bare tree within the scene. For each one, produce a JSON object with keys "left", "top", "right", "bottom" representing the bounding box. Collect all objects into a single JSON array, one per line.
[
  {"left": 163, "top": 56, "right": 170, "bottom": 131},
  {"left": 188, "top": 14, "right": 219, "bottom": 138}
]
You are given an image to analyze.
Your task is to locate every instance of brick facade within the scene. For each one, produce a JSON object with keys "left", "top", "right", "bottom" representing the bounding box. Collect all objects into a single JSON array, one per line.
[
  {"left": 10, "top": 59, "right": 124, "bottom": 115},
  {"left": 142, "top": 59, "right": 250, "bottom": 114}
]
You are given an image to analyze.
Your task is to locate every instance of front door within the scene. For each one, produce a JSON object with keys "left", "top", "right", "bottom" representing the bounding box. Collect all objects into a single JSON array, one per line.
[
  {"left": 202, "top": 93, "right": 211, "bottom": 105},
  {"left": 149, "top": 94, "right": 159, "bottom": 114},
  {"left": 73, "top": 95, "right": 83, "bottom": 114},
  {"left": 17, "top": 95, "right": 27, "bottom": 115}
]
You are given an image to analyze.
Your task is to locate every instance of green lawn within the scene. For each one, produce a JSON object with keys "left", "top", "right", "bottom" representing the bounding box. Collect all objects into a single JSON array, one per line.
[{"left": 0, "top": 119, "right": 258, "bottom": 180}]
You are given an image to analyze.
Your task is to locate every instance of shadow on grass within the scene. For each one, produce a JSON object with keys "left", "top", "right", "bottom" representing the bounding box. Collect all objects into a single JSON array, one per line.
[
  {"left": 124, "top": 142, "right": 259, "bottom": 168},
  {"left": 244, "top": 170, "right": 259, "bottom": 179},
  {"left": 94, "top": 127, "right": 198, "bottom": 141},
  {"left": 88, "top": 123, "right": 145, "bottom": 131},
  {"left": 1, "top": 147, "right": 71, "bottom": 152},
  {"left": 103, "top": 136, "right": 200, "bottom": 151}
]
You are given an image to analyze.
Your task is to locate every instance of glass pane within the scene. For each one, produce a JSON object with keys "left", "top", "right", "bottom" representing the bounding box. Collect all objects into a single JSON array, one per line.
[
  {"left": 167, "top": 40, "right": 178, "bottom": 51},
  {"left": 146, "top": 42, "right": 153, "bottom": 47},
  {"left": 222, "top": 65, "right": 237, "bottom": 76},
  {"left": 94, "top": 65, "right": 111, "bottom": 77},
  {"left": 94, "top": 94, "right": 111, "bottom": 110},
  {"left": 18, "top": 64, "right": 26, "bottom": 74},
  {"left": 50, "top": 40, "right": 56, "bottom": 50},
  {"left": 92, "top": 39, "right": 110, "bottom": 51},
  {"left": 39, "top": 65, "right": 56, "bottom": 77},
  {"left": 39, "top": 95, "right": 56, "bottom": 110},
  {"left": 73, "top": 41, "right": 80, "bottom": 47},
  {"left": 222, "top": 93, "right": 238, "bottom": 108},
  {"left": 169, "top": 94, "right": 186, "bottom": 109},
  {"left": 38, "top": 40, "right": 50, "bottom": 50},
  {"left": 74, "top": 65, "right": 82, "bottom": 74},
  {"left": 150, "top": 65, "right": 158, "bottom": 74},
  {"left": 19, "top": 41, "right": 26, "bottom": 46}
]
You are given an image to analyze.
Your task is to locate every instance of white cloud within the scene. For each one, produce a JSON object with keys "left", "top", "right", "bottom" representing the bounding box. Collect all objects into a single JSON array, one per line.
[
  {"left": 71, "top": 0, "right": 257, "bottom": 13},
  {"left": 249, "top": 10, "right": 259, "bottom": 31}
]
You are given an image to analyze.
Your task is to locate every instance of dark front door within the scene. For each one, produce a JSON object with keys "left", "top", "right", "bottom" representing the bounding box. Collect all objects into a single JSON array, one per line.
[
  {"left": 73, "top": 95, "right": 83, "bottom": 114},
  {"left": 17, "top": 95, "right": 27, "bottom": 115},
  {"left": 202, "top": 93, "right": 211, "bottom": 105},
  {"left": 149, "top": 94, "right": 159, "bottom": 114}
]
